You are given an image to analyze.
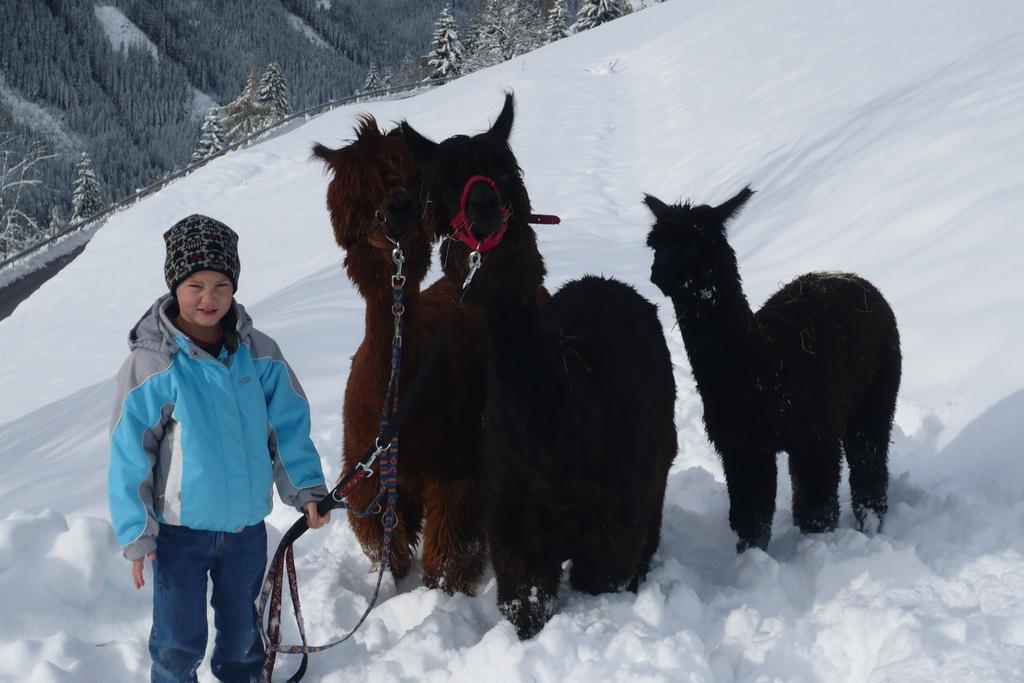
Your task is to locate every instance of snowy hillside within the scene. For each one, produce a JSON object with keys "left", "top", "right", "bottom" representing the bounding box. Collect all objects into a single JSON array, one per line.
[
  {"left": 93, "top": 6, "right": 160, "bottom": 61},
  {"left": 2, "top": 0, "right": 1023, "bottom": 680}
]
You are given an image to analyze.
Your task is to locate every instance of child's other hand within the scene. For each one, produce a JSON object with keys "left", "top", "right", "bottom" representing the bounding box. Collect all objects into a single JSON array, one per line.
[
  {"left": 304, "top": 502, "right": 331, "bottom": 529},
  {"left": 132, "top": 551, "right": 156, "bottom": 590}
]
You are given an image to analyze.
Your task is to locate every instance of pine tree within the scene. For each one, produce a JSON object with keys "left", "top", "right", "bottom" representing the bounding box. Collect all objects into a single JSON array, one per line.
[
  {"left": 506, "top": 0, "right": 545, "bottom": 56},
  {"left": 576, "top": 0, "right": 630, "bottom": 32},
  {"left": 464, "top": 0, "right": 503, "bottom": 72},
  {"left": 545, "top": 0, "right": 570, "bottom": 43},
  {"left": 221, "top": 74, "right": 274, "bottom": 144},
  {"left": 359, "top": 61, "right": 383, "bottom": 94},
  {"left": 381, "top": 67, "right": 393, "bottom": 90},
  {"left": 397, "top": 53, "right": 419, "bottom": 84},
  {"left": 71, "top": 152, "right": 104, "bottom": 224},
  {"left": 191, "top": 108, "right": 229, "bottom": 164},
  {"left": 425, "top": 5, "right": 464, "bottom": 80},
  {"left": 465, "top": 0, "right": 543, "bottom": 71},
  {"left": 255, "top": 62, "right": 291, "bottom": 121}
]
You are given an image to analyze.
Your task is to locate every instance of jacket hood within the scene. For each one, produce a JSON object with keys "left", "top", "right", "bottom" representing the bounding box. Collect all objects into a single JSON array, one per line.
[{"left": 128, "top": 293, "right": 253, "bottom": 354}]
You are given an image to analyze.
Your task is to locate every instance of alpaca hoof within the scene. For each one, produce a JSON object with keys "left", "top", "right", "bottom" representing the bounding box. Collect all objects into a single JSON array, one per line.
[
  {"left": 736, "top": 533, "right": 769, "bottom": 553},
  {"left": 795, "top": 506, "right": 839, "bottom": 535},
  {"left": 423, "top": 570, "right": 478, "bottom": 597},
  {"left": 499, "top": 589, "right": 555, "bottom": 641},
  {"left": 854, "top": 506, "right": 885, "bottom": 535},
  {"left": 422, "top": 541, "right": 485, "bottom": 596},
  {"left": 422, "top": 571, "right": 445, "bottom": 592}
]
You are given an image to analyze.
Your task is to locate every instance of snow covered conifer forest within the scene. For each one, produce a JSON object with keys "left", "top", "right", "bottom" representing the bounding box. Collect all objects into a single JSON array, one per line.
[{"left": 0, "top": 1, "right": 595, "bottom": 262}]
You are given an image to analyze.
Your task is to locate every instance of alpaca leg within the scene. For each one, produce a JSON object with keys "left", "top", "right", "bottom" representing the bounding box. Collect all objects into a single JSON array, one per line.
[
  {"left": 420, "top": 478, "right": 486, "bottom": 596},
  {"left": 493, "top": 550, "right": 561, "bottom": 641},
  {"left": 630, "top": 482, "right": 669, "bottom": 591},
  {"left": 389, "top": 485, "right": 425, "bottom": 580},
  {"left": 570, "top": 528, "right": 647, "bottom": 595},
  {"left": 844, "top": 431, "right": 889, "bottom": 533},
  {"left": 721, "top": 448, "right": 777, "bottom": 552},
  {"left": 628, "top": 428, "right": 676, "bottom": 586},
  {"left": 487, "top": 500, "right": 561, "bottom": 640},
  {"left": 845, "top": 356, "right": 899, "bottom": 532},
  {"left": 345, "top": 478, "right": 422, "bottom": 580},
  {"left": 787, "top": 439, "right": 842, "bottom": 534}
]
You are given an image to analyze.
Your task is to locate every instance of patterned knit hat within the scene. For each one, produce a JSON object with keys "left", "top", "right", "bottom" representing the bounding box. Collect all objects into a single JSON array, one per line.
[{"left": 163, "top": 214, "right": 240, "bottom": 293}]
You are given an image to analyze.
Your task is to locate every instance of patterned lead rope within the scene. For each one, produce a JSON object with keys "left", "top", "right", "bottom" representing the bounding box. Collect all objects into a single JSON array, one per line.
[
  {"left": 259, "top": 279, "right": 405, "bottom": 683},
  {"left": 256, "top": 243, "right": 494, "bottom": 681},
  {"left": 258, "top": 441, "right": 399, "bottom": 682}
]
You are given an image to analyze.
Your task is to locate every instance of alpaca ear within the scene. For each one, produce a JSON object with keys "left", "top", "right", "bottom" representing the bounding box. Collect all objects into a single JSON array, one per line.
[
  {"left": 487, "top": 92, "right": 515, "bottom": 143},
  {"left": 311, "top": 143, "right": 334, "bottom": 164},
  {"left": 400, "top": 121, "right": 438, "bottom": 162},
  {"left": 355, "top": 114, "right": 381, "bottom": 141},
  {"left": 643, "top": 194, "right": 670, "bottom": 220},
  {"left": 715, "top": 186, "right": 755, "bottom": 224}
]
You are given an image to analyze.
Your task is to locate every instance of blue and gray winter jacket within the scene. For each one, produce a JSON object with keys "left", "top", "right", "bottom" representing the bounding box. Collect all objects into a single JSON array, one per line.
[{"left": 108, "top": 294, "right": 328, "bottom": 560}]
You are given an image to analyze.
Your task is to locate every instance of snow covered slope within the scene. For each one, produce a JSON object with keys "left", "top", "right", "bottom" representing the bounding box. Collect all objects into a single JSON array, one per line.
[
  {"left": 93, "top": 5, "right": 160, "bottom": 61},
  {"left": 1, "top": 0, "right": 1022, "bottom": 680}
]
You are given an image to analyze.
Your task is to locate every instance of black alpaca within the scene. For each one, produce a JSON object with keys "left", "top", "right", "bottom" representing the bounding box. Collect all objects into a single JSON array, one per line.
[
  {"left": 402, "top": 94, "right": 678, "bottom": 640},
  {"left": 644, "top": 188, "right": 901, "bottom": 551}
]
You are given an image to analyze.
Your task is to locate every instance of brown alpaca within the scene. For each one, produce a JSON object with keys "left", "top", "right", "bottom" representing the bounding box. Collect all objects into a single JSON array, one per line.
[{"left": 313, "top": 118, "right": 489, "bottom": 595}]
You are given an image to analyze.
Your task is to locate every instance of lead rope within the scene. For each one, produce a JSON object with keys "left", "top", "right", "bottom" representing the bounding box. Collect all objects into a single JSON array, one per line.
[
  {"left": 253, "top": 248, "right": 481, "bottom": 679},
  {"left": 260, "top": 248, "right": 407, "bottom": 682}
]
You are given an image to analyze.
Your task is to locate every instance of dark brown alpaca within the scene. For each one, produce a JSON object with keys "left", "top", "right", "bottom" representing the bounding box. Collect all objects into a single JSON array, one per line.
[{"left": 313, "top": 118, "right": 489, "bottom": 595}]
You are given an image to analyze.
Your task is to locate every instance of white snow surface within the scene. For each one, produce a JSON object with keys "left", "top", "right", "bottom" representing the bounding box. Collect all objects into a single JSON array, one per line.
[
  {"left": 2, "top": 0, "right": 1024, "bottom": 680},
  {"left": 93, "top": 5, "right": 160, "bottom": 61}
]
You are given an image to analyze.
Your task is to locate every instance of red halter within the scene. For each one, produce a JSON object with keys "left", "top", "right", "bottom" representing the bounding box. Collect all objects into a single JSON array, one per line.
[
  {"left": 449, "top": 175, "right": 562, "bottom": 253},
  {"left": 450, "top": 175, "right": 511, "bottom": 253}
]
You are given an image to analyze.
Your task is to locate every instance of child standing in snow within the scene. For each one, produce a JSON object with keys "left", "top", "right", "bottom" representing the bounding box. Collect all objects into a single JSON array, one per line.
[{"left": 108, "top": 214, "right": 331, "bottom": 682}]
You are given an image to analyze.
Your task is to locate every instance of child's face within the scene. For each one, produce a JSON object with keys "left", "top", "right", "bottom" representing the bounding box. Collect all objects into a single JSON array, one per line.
[{"left": 175, "top": 271, "right": 233, "bottom": 331}]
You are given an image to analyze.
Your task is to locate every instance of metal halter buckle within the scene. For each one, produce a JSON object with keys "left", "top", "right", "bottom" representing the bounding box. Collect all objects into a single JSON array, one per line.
[
  {"left": 357, "top": 439, "right": 386, "bottom": 478},
  {"left": 391, "top": 246, "right": 405, "bottom": 286},
  {"left": 463, "top": 250, "right": 482, "bottom": 289}
]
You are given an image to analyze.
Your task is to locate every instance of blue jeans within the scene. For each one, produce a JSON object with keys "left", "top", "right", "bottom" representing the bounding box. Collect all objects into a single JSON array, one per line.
[{"left": 150, "top": 522, "right": 267, "bottom": 683}]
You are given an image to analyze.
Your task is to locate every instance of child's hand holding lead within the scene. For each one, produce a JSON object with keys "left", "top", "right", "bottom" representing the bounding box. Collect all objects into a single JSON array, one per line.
[{"left": 304, "top": 501, "right": 331, "bottom": 529}]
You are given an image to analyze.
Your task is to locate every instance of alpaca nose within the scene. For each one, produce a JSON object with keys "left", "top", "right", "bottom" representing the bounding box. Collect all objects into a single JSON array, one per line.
[
  {"left": 384, "top": 191, "right": 418, "bottom": 236},
  {"left": 466, "top": 183, "right": 504, "bottom": 238},
  {"left": 650, "top": 258, "right": 675, "bottom": 295}
]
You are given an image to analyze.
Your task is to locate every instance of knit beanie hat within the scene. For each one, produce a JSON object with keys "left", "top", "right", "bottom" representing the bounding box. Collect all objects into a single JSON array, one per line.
[{"left": 163, "top": 214, "right": 240, "bottom": 293}]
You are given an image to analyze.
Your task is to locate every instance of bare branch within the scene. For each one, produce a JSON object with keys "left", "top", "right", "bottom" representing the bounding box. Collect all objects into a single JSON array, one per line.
[{"left": 0, "top": 129, "right": 57, "bottom": 258}]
